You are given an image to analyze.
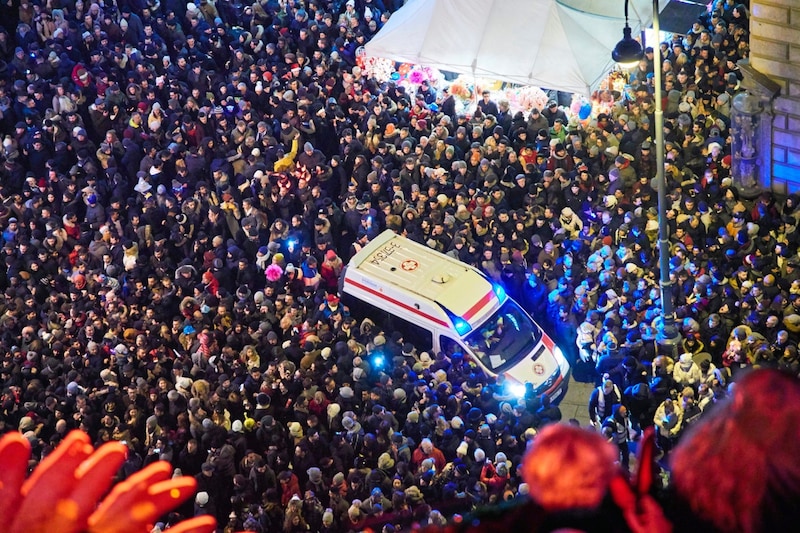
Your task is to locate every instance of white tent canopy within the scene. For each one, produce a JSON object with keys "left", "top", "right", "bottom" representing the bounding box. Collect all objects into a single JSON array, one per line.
[{"left": 365, "top": 0, "right": 668, "bottom": 96}]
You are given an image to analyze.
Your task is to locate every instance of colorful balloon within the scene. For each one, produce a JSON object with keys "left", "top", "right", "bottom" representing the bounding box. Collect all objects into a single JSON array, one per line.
[{"left": 408, "top": 70, "right": 425, "bottom": 84}]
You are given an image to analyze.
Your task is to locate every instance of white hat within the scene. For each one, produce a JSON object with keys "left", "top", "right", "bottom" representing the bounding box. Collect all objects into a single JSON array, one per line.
[
  {"left": 176, "top": 376, "right": 192, "bottom": 392},
  {"left": 134, "top": 177, "right": 152, "bottom": 194},
  {"left": 114, "top": 344, "right": 129, "bottom": 355}
]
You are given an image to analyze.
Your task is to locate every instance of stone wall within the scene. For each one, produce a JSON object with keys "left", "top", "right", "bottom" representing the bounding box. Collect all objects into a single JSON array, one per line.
[{"left": 749, "top": 0, "right": 800, "bottom": 192}]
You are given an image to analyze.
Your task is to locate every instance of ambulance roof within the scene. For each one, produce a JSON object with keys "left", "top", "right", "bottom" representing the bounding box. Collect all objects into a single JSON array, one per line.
[{"left": 346, "top": 230, "right": 501, "bottom": 326}]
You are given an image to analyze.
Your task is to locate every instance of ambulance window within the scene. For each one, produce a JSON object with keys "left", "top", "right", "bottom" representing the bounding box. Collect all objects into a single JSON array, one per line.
[
  {"left": 344, "top": 295, "right": 391, "bottom": 326},
  {"left": 389, "top": 315, "right": 433, "bottom": 352},
  {"left": 439, "top": 336, "right": 464, "bottom": 359},
  {"left": 342, "top": 294, "right": 432, "bottom": 351},
  {"left": 463, "top": 298, "right": 539, "bottom": 372}
]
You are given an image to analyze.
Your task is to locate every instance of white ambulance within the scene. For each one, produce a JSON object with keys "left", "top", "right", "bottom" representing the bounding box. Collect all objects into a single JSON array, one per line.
[{"left": 340, "top": 230, "right": 571, "bottom": 402}]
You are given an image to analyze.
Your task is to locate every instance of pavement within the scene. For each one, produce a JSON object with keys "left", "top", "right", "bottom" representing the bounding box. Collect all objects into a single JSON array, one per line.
[
  {"left": 558, "top": 375, "right": 594, "bottom": 427},
  {"left": 558, "top": 375, "right": 642, "bottom": 469}
]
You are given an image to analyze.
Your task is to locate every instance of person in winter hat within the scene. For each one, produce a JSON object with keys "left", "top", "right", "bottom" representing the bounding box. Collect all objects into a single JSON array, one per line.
[
  {"left": 588, "top": 378, "right": 621, "bottom": 428},
  {"left": 654, "top": 397, "right": 684, "bottom": 453},
  {"left": 411, "top": 438, "right": 446, "bottom": 472},
  {"left": 559, "top": 206, "right": 583, "bottom": 240},
  {"left": 673, "top": 353, "right": 702, "bottom": 388}
]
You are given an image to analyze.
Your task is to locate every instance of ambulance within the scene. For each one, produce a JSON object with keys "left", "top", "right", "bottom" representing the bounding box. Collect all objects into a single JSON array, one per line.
[{"left": 340, "top": 230, "right": 571, "bottom": 402}]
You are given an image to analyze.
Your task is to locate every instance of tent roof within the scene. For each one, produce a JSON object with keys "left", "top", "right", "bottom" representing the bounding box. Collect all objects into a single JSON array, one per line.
[{"left": 365, "top": 0, "right": 668, "bottom": 95}]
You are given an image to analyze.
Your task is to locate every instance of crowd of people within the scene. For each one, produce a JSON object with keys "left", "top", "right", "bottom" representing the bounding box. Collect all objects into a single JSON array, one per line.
[
  {"left": 440, "top": 368, "right": 800, "bottom": 533},
  {"left": 0, "top": 0, "right": 791, "bottom": 532}
]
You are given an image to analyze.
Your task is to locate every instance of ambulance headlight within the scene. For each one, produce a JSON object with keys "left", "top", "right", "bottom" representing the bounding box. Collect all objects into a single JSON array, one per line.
[
  {"left": 508, "top": 382, "right": 526, "bottom": 398},
  {"left": 454, "top": 318, "right": 471, "bottom": 336},
  {"left": 553, "top": 345, "right": 564, "bottom": 361}
]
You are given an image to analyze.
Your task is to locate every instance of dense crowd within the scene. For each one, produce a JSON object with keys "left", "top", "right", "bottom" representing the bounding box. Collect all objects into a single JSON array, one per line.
[{"left": 0, "top": 0, "right": 789, "bottom": 532}]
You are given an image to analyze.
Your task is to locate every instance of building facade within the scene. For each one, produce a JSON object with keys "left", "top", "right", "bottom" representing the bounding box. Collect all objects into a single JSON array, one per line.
[{"left": 748, "top": 0, "right": 800, "bottom": 192}]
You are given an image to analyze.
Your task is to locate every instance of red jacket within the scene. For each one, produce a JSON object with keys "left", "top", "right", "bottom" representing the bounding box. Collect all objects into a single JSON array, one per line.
[
  {"left": 480, "top": 462, "right": 508, "bottom": 497},
  {"left": 411, "top": 444, "right": 446, "bottom": 472},
  {"left": 280, "top": 472, "right": 301, "bottom": 506}
]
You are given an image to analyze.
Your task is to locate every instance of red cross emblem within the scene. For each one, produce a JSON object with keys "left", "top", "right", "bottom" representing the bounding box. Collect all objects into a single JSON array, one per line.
[{"left": 401, "top": 259, "right": 419, "bottom": 271}]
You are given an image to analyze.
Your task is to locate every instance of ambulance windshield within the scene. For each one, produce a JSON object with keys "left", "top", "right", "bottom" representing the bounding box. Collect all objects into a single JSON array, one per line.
[{"left": 463, "top": 298, "right": 541, "bottom": 372}]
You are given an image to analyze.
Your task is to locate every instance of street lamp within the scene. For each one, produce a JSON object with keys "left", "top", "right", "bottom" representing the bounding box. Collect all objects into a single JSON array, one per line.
[
  {"left": 612, "top": 0, "right": 643, "bottom": 68},
  {"left": 613, "top": 0, "right": 680, "bottom": 356}
]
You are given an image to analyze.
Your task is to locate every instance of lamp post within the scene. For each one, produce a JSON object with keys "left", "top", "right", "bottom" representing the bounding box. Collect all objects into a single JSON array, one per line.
[{"left": 613, "top": 0, "right": 680, "bottom": 356}]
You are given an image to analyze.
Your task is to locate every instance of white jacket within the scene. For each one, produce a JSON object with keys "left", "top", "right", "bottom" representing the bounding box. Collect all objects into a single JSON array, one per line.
[{"left": 673, "top": 355, "right": 702, "bottom": 387}]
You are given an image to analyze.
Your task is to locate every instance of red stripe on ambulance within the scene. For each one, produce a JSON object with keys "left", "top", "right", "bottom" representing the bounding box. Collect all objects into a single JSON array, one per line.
[
  {"left": 462, "top": 290, "right": 495, "bottom": 321},
  {"left": 346, "top": 279, "right": 450, "bottom": 327}
]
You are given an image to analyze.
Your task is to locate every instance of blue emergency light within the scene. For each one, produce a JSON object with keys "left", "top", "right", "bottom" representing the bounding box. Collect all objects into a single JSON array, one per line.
[
  {"left": 493, "top": 284, "right": 506, "bottom": 301},
  {"left": 453, "top": 318, "right": 472, "bottom": 336}
]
